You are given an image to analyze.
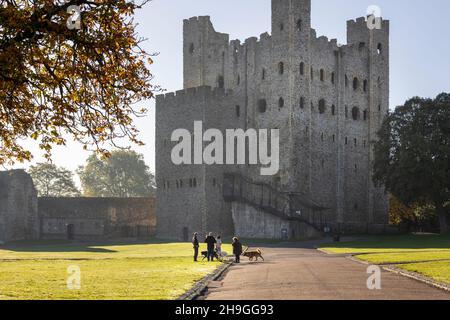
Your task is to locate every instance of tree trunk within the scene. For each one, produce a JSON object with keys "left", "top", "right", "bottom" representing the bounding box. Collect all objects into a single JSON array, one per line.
[{"left": 436, "top": 201, "right": 448, "bottom": 235}]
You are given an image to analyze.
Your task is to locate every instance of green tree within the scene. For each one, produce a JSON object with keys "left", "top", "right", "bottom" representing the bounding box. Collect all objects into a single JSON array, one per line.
[
  {"left": 373, "top": 93, "right": 450, "bottom": 234},
  {"left": 78, "top": 150, "right": 155, "bottom": 197},
  {"left": 28, "top": 163, "right": 80, "bottom": 197}
]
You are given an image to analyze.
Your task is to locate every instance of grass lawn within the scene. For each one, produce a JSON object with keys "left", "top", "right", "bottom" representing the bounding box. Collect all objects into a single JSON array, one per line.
[
  {"left": 320, "top": 234, "right": 450, "bottom": 285},
  {"left": 0, "top": 240, "right": 232, "bottom": 300}
]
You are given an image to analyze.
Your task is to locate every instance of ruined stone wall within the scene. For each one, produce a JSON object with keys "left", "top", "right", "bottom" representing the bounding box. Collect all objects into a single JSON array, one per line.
[
  {"left": 38, "top": 197, "right": 155, "bottom": 239},
  {"left": 156, "top": 0, "right": 390, "bottom": 239},
  {"left": 0, "top": 170, "right": 39, "bottom": 243}
]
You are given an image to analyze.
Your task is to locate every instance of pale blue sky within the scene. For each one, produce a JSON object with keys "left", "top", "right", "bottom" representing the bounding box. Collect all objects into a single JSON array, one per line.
[{"left": 12, "top": 0, "right": 450, "bottom": 174}]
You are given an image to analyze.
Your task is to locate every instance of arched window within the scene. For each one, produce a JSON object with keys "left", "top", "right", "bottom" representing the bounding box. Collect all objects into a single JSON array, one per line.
[
  {"left": 363, "top": 80, "right": 368, "bottom": 92},
  {"left": 352, "top": 107, "right": 360, "bottom": 120},
  {"left": 300, "top": 62, "right": 305, "bottom": 76},
  {"left": 331, "top": 104, "right": 336, "bottom": 116},
  {"left": 353, "top": 77, "right": 359, "bottom": 90},
  {"left": 310, "top": 66, "right": 314, "bottom": 80},
  {"left": 278, "top": 97, "right": 285, "bottom": 109},
  {"left": 278, "top": 62, "right": 284, "bottom": 75},
  {"left": 296, "top": 19, "right": 302, "bottom": 31},
  {"left": 237, "top": 75, "right": 241, "bottom": 85},
  {"left": 331, "top": 72, "right": 335, "bottom": 84},
  {"left": 345, "top": 105, "right": 348, "bottom": 118},
  {"left": 345, "top": 75, "right": 348, "bottom": 87},
  {"left": 236, "top": 105, "right": 240, "bottom": 118},
  {"left": 363, "top": 110, "right": 368, "bottom": 121},
  {"left": 300, "top": 96, "right": 305, "bottom": 109},
  {"left": 377, "top": 43, "right": 382, "bottom": 55},
  {"left": 262, "top": 68, "right": 266, "bottom": 80},
  {"left": 318, "top": 99, "right": 326, "bottom": 114},
  {"left": 320, "top": 69, "right": 325, "bottom": 81},
  {"left": 258, "top": 99, "right": 267, "bottom": 113}
]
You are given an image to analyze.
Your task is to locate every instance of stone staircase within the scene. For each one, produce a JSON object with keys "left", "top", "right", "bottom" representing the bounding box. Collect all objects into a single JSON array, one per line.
[{"left": 222, "top": 173, "right": 328, "bottom": 232}]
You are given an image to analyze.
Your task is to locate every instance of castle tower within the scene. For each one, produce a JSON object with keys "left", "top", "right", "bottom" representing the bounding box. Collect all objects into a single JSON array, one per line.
[
  {"left": 156, "top": 3, "right": 391, "bottom": 240},
  {"left": 270, "top": 0, "right": 312, "bottom": 192},
  {"left": 183, "top": 16, "right": 229, "bottom": 89},
  {"left": 346, "top": 17, "right": 390, "bottom": 224}
]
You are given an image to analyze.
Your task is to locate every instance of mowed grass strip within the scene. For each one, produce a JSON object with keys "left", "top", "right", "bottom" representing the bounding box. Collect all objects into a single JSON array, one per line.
[
  {"left": 398, "top": 261, "right": 450, "bottom": 285},
  {"left": 0, "top": 241, "right": 232, "bottom": 300},
  {"left": 319, "top": 234, "right": 450, "bottom": 285}
]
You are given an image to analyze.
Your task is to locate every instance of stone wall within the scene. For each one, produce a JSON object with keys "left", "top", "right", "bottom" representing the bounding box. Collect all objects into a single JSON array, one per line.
[
  {"left": 156, "top": 87, "right": 240, "bottom": 240},
  {"left": 156, "top": 0, "right": 390, "bottom": 240},
  {"left": 0, "top": 170, "right": 39, "bottom": 243},
  {"left": 39, "top": 197, "right": 156, "bottom": 240},
  {"left": 231, "top": 202, "right": 321, "bottom": 240}
]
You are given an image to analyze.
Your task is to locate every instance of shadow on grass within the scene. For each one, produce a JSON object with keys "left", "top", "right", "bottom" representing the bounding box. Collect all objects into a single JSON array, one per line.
[
  {"left": 0, "top": 238, "right": 173, "bottom": 253},
  {"left": 320, "top": 234, "right": 450, "bottom": 251}
]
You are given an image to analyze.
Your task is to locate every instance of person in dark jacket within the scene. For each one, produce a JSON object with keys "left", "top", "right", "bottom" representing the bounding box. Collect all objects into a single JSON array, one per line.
[
  {"left": 192, "top": 232, "right": 199, "bottom": 262},
  {"left": 204, "top": 232, "right": 217, "bottom": 261},
  {"left": 232, "top": 237, "right": 243, "bottom": 263}
]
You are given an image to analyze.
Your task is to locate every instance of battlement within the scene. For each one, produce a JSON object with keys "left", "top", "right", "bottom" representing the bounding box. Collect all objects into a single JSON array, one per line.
[
  {"left": 311, "top": 30, "right": 339, "bottom": 51},
  {"left": 347, "top": 16, "right": 389, "bottom": 29},
  {"left": 156, "top": 86, "right": 234, "bottom": 104},
  {"left": 183, "top": 15, "right": 213, "bottom": 26}
]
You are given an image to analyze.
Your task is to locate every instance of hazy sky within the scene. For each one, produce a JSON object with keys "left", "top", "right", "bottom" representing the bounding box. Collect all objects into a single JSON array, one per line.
[{"left": 10, "top": 0, "right": 450, "bottom": 174}]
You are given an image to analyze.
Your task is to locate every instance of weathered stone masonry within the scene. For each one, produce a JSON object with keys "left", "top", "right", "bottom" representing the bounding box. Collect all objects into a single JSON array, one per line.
[
  {"left": 0, "top": 170, "right": 156, "bottom": 242},
  {"left": 156, "top": 0, "right": 390, "bottom": 240},
  {"left": 0, "top": 170, "right": 40, "bottom": 243},
  {"left": 39, "top": 197, "right": 156, "bottom": 240}
]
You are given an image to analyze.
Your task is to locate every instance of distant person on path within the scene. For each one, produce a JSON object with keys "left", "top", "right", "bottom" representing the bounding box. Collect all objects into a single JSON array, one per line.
[
  {"left": 205, "top": 232, "right": 217, "bottom": 261},
  {"left": 216, "top": 235, "right": 222, "bottom": 257},
  {"left": 192, "top": 232, "right": 199, "bottom": 262},
  {"left": 232, "top": 237, "right": 243, "bottom": 263}
]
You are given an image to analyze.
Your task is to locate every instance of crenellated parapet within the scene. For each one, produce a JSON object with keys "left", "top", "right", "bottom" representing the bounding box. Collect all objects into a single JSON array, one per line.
[{"left": 156, "top": 86, "right": 234, "bottom": 105}]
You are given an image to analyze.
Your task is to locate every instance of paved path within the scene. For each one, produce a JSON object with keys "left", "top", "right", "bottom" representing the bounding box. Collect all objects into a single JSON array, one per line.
[{"left": 205, "top": 244, "right": 450, "bottom": 300}]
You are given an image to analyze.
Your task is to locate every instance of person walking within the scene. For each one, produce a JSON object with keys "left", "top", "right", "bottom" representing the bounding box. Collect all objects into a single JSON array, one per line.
[
  {"left": 205, "top": 232, "right": 217, "bottom": 261},
  {"left": 192, "top": 232, "right": 199, "bottom": 262},
  {"left": 232, "top": 237, "right": 243, "bottom": 263}
]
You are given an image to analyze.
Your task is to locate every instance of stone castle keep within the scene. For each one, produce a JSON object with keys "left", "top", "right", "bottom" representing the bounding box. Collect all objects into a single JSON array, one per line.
[{"left": 156, "top": 0, "right": 391, "bottom": 240}]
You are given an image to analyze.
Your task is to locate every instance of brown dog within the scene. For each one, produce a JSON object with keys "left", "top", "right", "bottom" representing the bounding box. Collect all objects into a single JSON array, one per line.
[{"left": 242, "top": 247, "right": 264, "bottom": 261}]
